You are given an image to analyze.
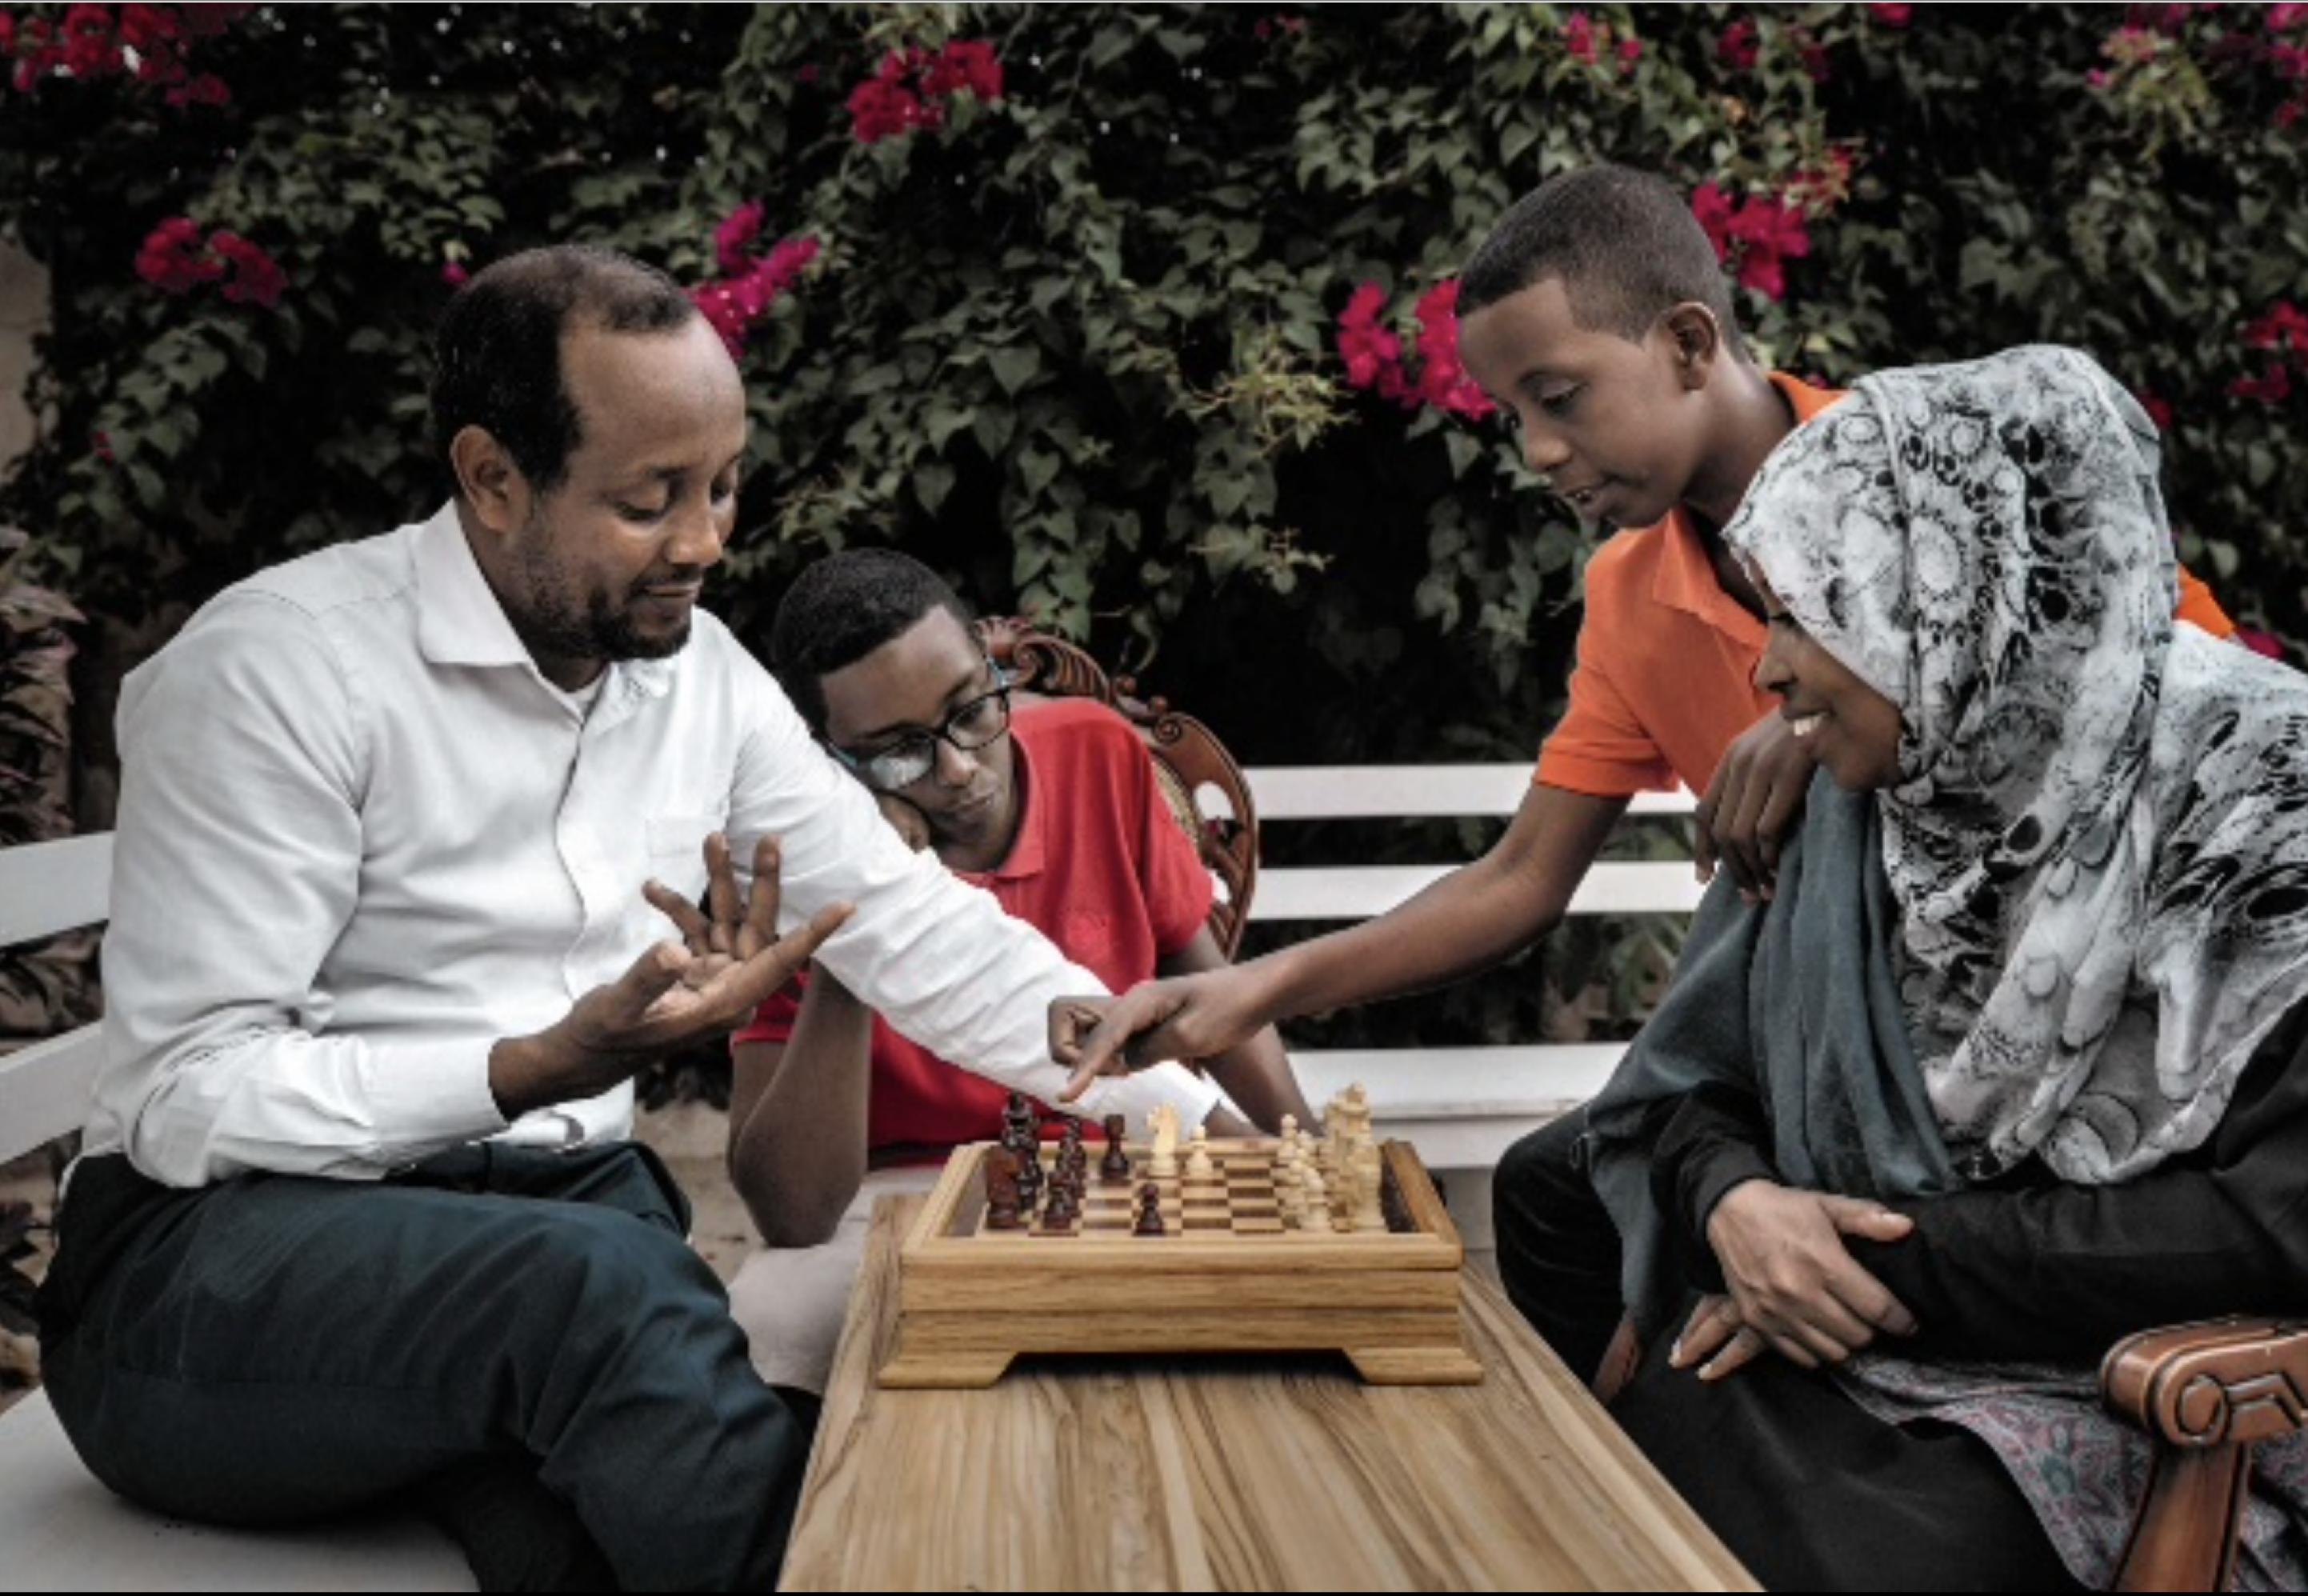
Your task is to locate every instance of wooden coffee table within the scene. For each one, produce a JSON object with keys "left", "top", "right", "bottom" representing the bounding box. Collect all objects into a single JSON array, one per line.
[{"left": 779, "top": 1196, "right": 1756, "bottom": 1591}]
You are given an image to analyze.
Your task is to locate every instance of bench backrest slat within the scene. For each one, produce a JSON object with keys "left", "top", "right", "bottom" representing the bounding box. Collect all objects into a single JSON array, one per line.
[
  {"left": 0, "top": 834, "right": 113, "bottom": 950},
  {"left": 1249, "top": 860, "right": 1704, "bottom": 923},
  {"left": 1245, "top": 766, "right": 1694, "bottom": 821},
  {"left": 0, "top": 1023, "right": 104, "bottom": 1162}
]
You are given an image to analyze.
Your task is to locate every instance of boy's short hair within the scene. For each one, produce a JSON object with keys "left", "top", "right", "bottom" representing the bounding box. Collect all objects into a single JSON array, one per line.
[
  {"left": 770, "top": 549, "right": 979, "bottom": 733},
  {"left": 430, "top": 244, "right": 698, "bottom": 494},
  {"left": 1459, "top": 165, "right": 1745, "bottom": 353}
]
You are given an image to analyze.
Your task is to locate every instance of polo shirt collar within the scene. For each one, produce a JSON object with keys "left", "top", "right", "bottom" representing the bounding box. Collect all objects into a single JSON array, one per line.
[
  {"left": 978, "top": 728, "right": 1046, "bottom": 883},
  {"left": 414, "top": 501, "right": 680, "bottom": 705},
  {"left": 1645, "top": 371, "right": 1844, "bottom": 650}
]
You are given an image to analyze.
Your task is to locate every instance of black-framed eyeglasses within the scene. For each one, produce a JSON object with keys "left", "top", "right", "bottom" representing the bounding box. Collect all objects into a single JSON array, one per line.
[{"left": 830, "top": 666, "right": 1014, "bottom": 793}]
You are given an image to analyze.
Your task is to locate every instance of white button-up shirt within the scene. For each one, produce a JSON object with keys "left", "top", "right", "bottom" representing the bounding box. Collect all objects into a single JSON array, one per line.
[{"left": 86, "top": 505, "right": 1218, "bottom": 1186}]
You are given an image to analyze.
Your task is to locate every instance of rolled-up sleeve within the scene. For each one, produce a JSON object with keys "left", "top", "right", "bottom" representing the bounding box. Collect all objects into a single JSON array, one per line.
[
  {"left": 723, "top": 654, "right": 1221, "bottom": 1130},
  {"left": 100, "top": 597, "right": 507, "bottom": 1186}
]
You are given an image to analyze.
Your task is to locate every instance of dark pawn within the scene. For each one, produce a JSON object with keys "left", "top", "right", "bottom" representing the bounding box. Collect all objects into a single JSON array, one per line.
[
  {"left": 983, "top": 1146, "right": 1024, "bottom": 1231},
  {"left": 1016, "top": 1146, "right": 1045, "bottom": 1211},
  {"left": 1133, "top": 1181, "right": 1166, "bottom": 1237},
  {"left": 1100, "top": 1115, "right": 1132, "bottom": 1184},
  {"left": 1039, "top": 1184, "right": 1078, "bottom": 1234}
]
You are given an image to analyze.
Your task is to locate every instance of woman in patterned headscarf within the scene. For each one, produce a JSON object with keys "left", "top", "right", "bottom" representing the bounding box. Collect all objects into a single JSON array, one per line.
[{"left": 1568, "top": 346, "right": 2308, "bottom": 1590}]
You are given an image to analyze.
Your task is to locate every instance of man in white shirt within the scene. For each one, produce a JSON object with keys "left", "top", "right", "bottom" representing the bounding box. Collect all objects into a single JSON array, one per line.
[{"left": 35, "top": 245, "right": 1218, "bottom": 1591}]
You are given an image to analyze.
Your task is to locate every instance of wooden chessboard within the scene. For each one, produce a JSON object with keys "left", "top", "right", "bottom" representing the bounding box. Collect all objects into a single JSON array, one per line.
[{"left": 876, "top": 1137, "right": 1484, "bottom": 1389}]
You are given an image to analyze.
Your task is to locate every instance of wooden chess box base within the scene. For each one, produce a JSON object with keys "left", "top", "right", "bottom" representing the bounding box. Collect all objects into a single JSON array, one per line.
[{"left": 877, "top": 1137, "right": 1484, "bottom": 1389}]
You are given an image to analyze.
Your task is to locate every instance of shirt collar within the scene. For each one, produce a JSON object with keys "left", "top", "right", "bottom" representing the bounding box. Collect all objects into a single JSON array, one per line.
[
  {"left": 972, "top": 722, "right": 1046, "bottom": 884},
  {"left": 414, "top": 502, "right": 535, "bottom": 670},
  {"left": 1645, "top": 372, "right": 1846, "bottom": 648},
  {"left": 414, "top": 501, "right": 680, "bottom": 706}
]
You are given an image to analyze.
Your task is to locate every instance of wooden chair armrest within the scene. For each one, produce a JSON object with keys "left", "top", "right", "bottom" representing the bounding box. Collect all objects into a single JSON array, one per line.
[{"left": 2102, "top": 1316, "right": 2308, "bottom": 1446}]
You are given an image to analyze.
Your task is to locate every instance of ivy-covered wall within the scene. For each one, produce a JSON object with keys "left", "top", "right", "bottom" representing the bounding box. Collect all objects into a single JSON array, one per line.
[{"left": 6, "top": 2, "right": 2307, "bottom": 1050}]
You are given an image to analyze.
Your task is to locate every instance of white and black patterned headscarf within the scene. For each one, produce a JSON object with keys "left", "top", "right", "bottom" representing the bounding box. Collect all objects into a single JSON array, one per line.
[{"left": 1726, "top": 344, "right": 2308, "bottom": 1183}]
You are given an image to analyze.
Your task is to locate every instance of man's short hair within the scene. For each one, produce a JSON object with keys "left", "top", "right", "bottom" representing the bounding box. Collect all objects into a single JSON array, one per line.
[
  {"left": 430, "top": 244, "right": 698, "bottom": 494},
  {"left": 770, "top": 549, "right": 978, "bottom": 734},
  {"left": 1459, "top": 165, "right": 1744, "bottom": 352}
]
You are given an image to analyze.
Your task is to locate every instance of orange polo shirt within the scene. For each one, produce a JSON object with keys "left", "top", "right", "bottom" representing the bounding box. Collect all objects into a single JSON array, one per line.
[{"left": 1535, "top": 374, "right": 2236, "bottom": 798}]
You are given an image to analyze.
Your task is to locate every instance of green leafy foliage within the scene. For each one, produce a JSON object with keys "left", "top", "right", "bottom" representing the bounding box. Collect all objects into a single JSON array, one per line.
[{"left": 7, "top": 2, "right": 2308, "bottom": 1050}]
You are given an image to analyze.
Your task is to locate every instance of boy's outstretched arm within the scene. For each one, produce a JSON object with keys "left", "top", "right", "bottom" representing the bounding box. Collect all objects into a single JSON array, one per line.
[{"left": 1054, "top": 784, "right": 1629, "bottom": 1098}]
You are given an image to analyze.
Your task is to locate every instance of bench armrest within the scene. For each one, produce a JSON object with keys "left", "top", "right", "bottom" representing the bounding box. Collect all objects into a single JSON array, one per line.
[{"left": 2102, "top": 1316, "right": 2308, "bottom": 1446}]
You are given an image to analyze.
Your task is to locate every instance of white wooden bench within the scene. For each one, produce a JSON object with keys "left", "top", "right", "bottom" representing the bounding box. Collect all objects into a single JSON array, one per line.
[
  {"left": 0, "top": 830, "right": 472, "bottom": 1590},
  {"left": 0, "top": 768, "right": 1697, "bottom": 1588}
]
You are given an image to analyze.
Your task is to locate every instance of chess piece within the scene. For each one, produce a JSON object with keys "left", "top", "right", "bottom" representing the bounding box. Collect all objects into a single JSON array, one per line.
[
  {"left": 1133, "top": 1182, "right": 1166, "bottom": 1236},
  {"left": 1148, "top": 1104, "right": 1180, "bottom": 1178},
  {"left": 983, "top": 1146, "right": 1024, "bottom": 1230},
  {"left": 1039, "top": 1182, "right": 1078, "bottom": 1234},
  {"left": 1003, "top": 1090, "right": 1036, "bottom": 1145},
  {"left": 1184, "top": 1126, "right": 1216, "bottom": 1182},
  {"left": 1278, "top": 1113, "right": 1298, "bottom": 1142},
  {"left": 1296, "top": 1166, "right": 1327, "bottom": 1234},
  {"left": 1351, "top": 1142, "right": 1386, "bottom": 1231},
  {"left": 1058, "top": 1122, "right": 1089, "bottom": 1183},
  {"left": 1016, "top": 1144, "right": 1045, "bottom": 1211},
  {"left": 1099, "top": 1114, "right": 1132, "bottom": 1184}
]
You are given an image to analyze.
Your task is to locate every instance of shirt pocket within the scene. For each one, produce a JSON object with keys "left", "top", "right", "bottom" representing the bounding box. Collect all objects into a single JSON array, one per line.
[{"left": 643, "top": 812, "right": 722, "bottom": 898}]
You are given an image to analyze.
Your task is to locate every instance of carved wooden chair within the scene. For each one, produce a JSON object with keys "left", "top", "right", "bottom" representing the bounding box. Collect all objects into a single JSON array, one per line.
[
  {"left": 974, "top": 617, "right": 1255, "bottom": 958},
  {"left": 2104, "top": 1317, "right": 2308, "bottom": 1590}
]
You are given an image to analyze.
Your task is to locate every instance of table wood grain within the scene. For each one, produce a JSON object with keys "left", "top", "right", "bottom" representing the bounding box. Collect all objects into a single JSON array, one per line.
[{"left": 779, "top": 1196, "right": 1756, "bottom": 1592}]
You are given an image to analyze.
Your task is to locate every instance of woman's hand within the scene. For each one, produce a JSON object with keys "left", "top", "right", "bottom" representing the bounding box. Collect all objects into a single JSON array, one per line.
[
  {"left": 1704, "top": 1178, "right": 1920, "bottom": 1367},
  {"left": 1669, "top": 1294, "right": 1770, "bottom": 1382}
]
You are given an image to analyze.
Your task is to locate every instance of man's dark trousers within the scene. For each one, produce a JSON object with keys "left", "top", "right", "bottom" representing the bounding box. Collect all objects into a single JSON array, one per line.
[{"left": 38, "top": 1139, "right": 804, "bottom": 1591}]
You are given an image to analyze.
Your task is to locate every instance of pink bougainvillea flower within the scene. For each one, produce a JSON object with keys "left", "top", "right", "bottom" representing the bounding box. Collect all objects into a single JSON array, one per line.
[
  {"left": 2238, "top": 628, "right": 2288, "bottom": 661},
  {"left": 1336, "top": 282, "right": 1406, "bottom": 398},
  {"left": 1717, "top": 18, "right": 1760, "bottom": 72},
  {"left": 164, "top": 70, "right": 230, "bottom": 107},
  {"left": 178, "top": 3, "right": 250, "bottom": 38},
  {"left": 210, "top": 228, "right": 285, "bottom": 306},
  {"left": 1795, "top": 29, "right": 1831, "bottom": 82},
  {"left": 922, "top": 38, "right": 1003, "bottom": 102},
  {"left": 2231, "top": 362, "right": 2294, "bottom": 405},
  {"left": 1691, "top": 182, "right": 1738, "bottom": 262},
  {"left": 442, "top": 257, "right": 471, "bottom": 289},
  {"left": 1617, "top": 36, "right": 1644, "bottom": 71},
  {"left": 2275, "top": 3, "right": 2308, "bottom": 29},
  {"left": 715, "top": 199, "right": 766, "bottom": 277},
  {"left": 1729, "top": 198, "right": 1811, "bottom": 301},
  {"left": 2244, "top": 301, "right": 2308, "bottom": 351},
  {"left": 847, "top": 76, "right": 923, "bottom": 143},
  {"left": 1870, "top": 3, "right": 1914, "bottom": 24},
  {"left": 91, "top": 429, "right": 114, "bottom": 463},
  {"left": 1411, "top": 278, "right": 1497, "bottom": 420},
  {"left": 1562, "top": 10, "right": 1598, "bottom": 65},
  {"left": 2281, "top": 98, "right": 2308, "bottom": 128},
  {"left": 0, "top": 11, "right": 16, "bottom": 54},
  {"left": 691, "top": 229, "right": 820, "bottom": 356},
  {"left": 2103, "top": 24, "right": 2163, "bottom": 66},
  {"left": 134, "top": 216, "right": 222, "bottom": 293},
  {"left": 2133, "top": 389, "right": 2175, "bottom": 431}
]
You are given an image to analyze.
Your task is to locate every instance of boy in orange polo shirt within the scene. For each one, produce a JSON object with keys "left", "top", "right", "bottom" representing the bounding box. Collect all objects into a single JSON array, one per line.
[{"left": 1051, "top": 167, "right": 2234, "bottom": 1234}]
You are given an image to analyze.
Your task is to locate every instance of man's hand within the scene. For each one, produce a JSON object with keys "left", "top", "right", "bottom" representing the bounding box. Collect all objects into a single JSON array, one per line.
[
  {"left": 1050, "top": 965, "right": 1274, "bottom": 1102},
  {"left": 1694, "top": 714, "right": 1815, "bottom": 902},
  {"left": 1703, "top": 1178, "right": 1918, "bottom": 1369},
  {"left": 491, "top": 834, "right": 852, "bottom": 1118}
]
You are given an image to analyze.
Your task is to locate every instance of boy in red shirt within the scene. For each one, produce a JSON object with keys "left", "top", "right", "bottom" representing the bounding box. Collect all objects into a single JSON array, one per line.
[{"left": 725, "top": 549, "right": 1310, "bottom": 1392}]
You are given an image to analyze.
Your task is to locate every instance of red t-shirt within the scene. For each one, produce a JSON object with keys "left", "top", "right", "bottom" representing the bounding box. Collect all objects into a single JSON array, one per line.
[{"left": 731, "top": 697, "right": 1214, "bottom": 1153}]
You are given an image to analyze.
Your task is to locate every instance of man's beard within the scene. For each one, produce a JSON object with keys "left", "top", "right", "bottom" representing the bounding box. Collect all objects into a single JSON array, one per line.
[{"left": 514, "top": 530, "right": 692, "bottom": 665}]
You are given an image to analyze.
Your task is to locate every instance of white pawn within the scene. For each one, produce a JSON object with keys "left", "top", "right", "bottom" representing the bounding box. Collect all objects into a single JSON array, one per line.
[
  {"left": 1185, "top": 1126, "right": 1216, "bottom": 1182},
  {"left": 1295, "top": 1165, "right": 1326, "bottom": 1235},
  {"left": 1352, "top": 1142, "right": 1386, "bottom": 1232}
]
